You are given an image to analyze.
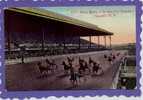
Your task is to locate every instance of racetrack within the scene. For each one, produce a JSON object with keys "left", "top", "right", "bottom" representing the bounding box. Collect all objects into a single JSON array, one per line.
[{"left": 5, "top": 50, "right": 126, "bottom": 91}]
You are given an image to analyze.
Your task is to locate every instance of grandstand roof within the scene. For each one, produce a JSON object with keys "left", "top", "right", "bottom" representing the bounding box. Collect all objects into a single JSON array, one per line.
[{"left": 5, "top": 7, "right": 113, "bottom": 37}]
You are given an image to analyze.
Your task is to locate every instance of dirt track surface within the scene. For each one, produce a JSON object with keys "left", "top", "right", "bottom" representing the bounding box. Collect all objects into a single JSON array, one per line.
[{"left": 5, "top": 50, "right": 125, "bottom": 91}]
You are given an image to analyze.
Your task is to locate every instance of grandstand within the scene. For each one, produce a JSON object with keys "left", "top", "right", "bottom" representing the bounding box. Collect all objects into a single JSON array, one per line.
[{"left": 5, "top": 8, "right": 113, "bottom": 61}]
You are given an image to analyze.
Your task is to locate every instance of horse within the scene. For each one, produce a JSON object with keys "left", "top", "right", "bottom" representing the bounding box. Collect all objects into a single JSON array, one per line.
[
  {"left": 112, "top": 55, "right": 116, "bottom": 60},
  {"left": 62, "top": 61, "right": 72, "bottom": 75},
  {"left": 78, "top": 60, "right": 90, "bottom": 75},
  {"left": 45, "top": 59, "right": 58, "bottom": 73},
  {"left": 37, "top": 62, "right": 47, "bottom": 74},
  {"left": 37, "top": 62, "right": 50, "bottom": 78},
  {"left": 67, "top": 57, "right": 74, "bottom": 64},
  {"left": 89, "top": 57, "right": 94, "bottom": 65},
  {"left": 108, "top": 56, "right": 113, "bottom": 64},
  {"left": 104, "top": 54, "right": 107, "bottom": 59},
  {"left": 92, "top": 62, "right": 104, "bottom": 75}
]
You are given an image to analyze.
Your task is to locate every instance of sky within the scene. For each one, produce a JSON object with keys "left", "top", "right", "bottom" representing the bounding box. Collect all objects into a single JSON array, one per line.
[{"left": 42, "top": 6, "right": 136, "bottom": 45}]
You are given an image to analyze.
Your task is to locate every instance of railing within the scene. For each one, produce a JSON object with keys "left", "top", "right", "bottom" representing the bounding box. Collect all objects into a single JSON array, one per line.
[
  {"left": 111, "top": 61, "right": 122, "bottom": 89},
  {"left": 6, "top": 50, "right": 111, "bottom": 65},
  {"left": 110, "top": 56, "right": 125, "bottom": 89},
  {"left": 113, "top": 55, "right": 136, "bottom": 89}
]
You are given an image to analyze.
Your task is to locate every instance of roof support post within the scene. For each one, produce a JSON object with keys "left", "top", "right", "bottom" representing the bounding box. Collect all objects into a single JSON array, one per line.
[
  {"left": 41, "top": 28, "right": 45, "bottom": 55},
  {"left": 89, "top": 36, "right": 91, "bottom": 48},
  {"left": 98, "top": 36, "right": 100, "bottom": 48},
  {"left": 20, "top": 46, "right": 25, "bottom": 64},
  {"left": 109, "top": 35, "right": 112, "bottom": 49},
  {"left": 63, "top": 36, "right": 65, "bottom": 49},
  {"left": 78, "top": 36, "right": 81, "bottom": 50},
  {"left": 104, "top": 36, "right": 106, "bottom": 48},
  {"left": 63, "top": 42, "right": 65, "bottom": 48}
]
